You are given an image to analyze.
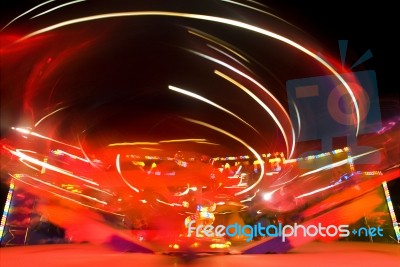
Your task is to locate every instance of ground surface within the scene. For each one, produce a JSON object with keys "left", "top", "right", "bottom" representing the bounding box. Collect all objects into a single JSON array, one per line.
[{"left": 1, "top": 241, "right": 399, "bottom": 267}]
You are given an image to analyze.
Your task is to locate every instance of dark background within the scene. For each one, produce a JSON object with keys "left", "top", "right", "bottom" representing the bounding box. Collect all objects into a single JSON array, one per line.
[
  {"left": 1, "top": 0, "right": 399, "bottom": 230},
  {"left": 266, "top": 1, "right": 399, "bottom": 220}
]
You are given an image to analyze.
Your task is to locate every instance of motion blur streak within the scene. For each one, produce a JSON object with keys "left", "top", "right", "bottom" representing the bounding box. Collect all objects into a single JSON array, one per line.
[
  {"left": 206, "top": 44, "right": 250, "bottom": 69},
  {"left": 11, "top": 176, "right": 124, "bottom": 216},
  {"left": 214, "top": 70, "right": 291, "bottom": 157},
  {"left": 19, "top": 158, "right": 41, "bottom": 172},
  {"left": 115, "top": 154, "right": 140, "bottom": 193},
  {"left": 34, "top": 107, "right": 69, "bottom": 127},
  {"left": 4, "top": 146, "right": 99, "bottom": 186},
  {"left": 30, "top": 0, "right": 87, "bottom": 19},
  {"left": 16, "top": 11, "right": 360, "bottom": 136},
  {"left": 108, "top": 142, "right": 159, "bottom": 147},
  {"left": 219, "top": 0, "right": 298, "bottom": 28},
  {"left": 51, "top": 149, "right": 90, "bottom": 163},
  {"left": 182, "top": 117, "right": 264, "bottom": 196},
  {"left": 12, "top": 127, "right": 81, "bottom": 149},
  {"left": 299, "top": 149, "right": 383, "bottom": 178},
  {"left": 168, "top": 85, "right": 258, "bottom": 133},
  {"left": 160, "top": 139, "right": 206, "bottom": 143},
  {"left": 188, "top": 29, "right": 250, "bottom": 63},
  {"left": 188, "top": 50, "right": 295, "bottom": 158},
  {"left": 0, "top": 0, "right": 56, "bottom": 31},
  {"left": 11, "top": 174, "right": 107, "bottom": 205}
]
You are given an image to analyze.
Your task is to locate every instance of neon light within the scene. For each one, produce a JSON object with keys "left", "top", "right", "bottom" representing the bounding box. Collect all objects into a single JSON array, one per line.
[
  {"left": 0, "top": 180, "right": 15, "bottom": 242},
  {"left": 382, "top": 181, "right": 400, "bottom": 243},
  {"left": 283, "top": 147, "right": 348, "bottom": 163},
  {"left": 346, "top": 148, "right": 355, "bottom": 173},
  {"left": 357, "top": 171, "right": 383, "bottom": 176}
]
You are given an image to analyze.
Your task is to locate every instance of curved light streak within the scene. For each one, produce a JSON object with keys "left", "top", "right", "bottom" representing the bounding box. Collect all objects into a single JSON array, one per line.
[
  {"left": 299, "top": 148, "right": 383, "bottom": 178},
  {"left": 108, "top": 142, "right": 159, "bottom": 147},
  {"left": 0, "top": 0, "right": 56, "bottom": 31},
  {"left": 289, "top": 100, "right": 301, "bottom": 142},
  {"left": 206, "top": 43, "right": 250, "bottom": 70},
  {"left": 168, "top": 85, "right": 259, "bottom": 133},
  {"left": 188, "top": 29, "right": 250, "bottom": 63},
  {"left": 219, "top": 0, "right": 301, "bottom": 31},
  {"left": 19, "top": 158, "right": 41, "bottom": 172},
  {"left": 159, "top": 138, "right": 206, "bottom": 143},
  {"left": 30, "top": 0, "right": 86, "bottom": 19},
  {"left": 187, "top": 50, "right": 295, "bottom": 158},
  {"left": 4, "top": 146, "right": 98, "bottom": 185},
  {"left": 76, "top": 135, "right": 96, "bottom": 168},
  {"left": 115, "top": 154, "right": 140, "bottom": 193},
  {"left": 295, "top": 184, "right": 337, "bottom": 199},
  {"left": 195, "top": 141, "right": 220, "bottom": 145},
  {"left": 12, "top": 127, "right": 81, "bottom": 149},
  {"left": 183, "top": 117, "right": 264, "bottom": 196},
  {"left": 215, "top": 70, "right": 292, "bottom": 158},
  {"left": 34, "top": 106, "right": 69, "bottom": 127},
  {"left": 15, "top": 11, "right": 360, "bottom": 137}
]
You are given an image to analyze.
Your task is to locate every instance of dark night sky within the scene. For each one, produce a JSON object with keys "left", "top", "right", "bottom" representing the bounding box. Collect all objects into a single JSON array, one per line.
[
  {"left": 1, "top": 0, "right": 399, "bottom": 231},
  {"left": 268, "top": 1, "right": 398, "bottom": 107},
  {"left": 266, "top": 1, "right": 400, "bottom": 216}
]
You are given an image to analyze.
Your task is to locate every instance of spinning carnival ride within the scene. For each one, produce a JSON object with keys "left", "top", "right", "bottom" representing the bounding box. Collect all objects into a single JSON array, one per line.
[{"left": 0, "top": 0, "right": 399, "bottom": 254}]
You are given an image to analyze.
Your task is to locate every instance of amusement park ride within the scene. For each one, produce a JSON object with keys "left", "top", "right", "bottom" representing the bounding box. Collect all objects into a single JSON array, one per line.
[
  {"left": 1, "top": 120, "right": 399, "bottom": 254},
  {"left": 0, "top": 1, "right": 399, "bottom": 260}
]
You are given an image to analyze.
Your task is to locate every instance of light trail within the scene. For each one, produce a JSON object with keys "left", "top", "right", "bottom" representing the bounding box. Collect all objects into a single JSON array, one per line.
[
  {"left": 30, "top": 0, "right": 86, "bottom": 19},
  {"left": 299, "top": 149, "right": 383, "bottom": 178},
  {"left": 206, "top": 43, "right": 251, "bottom": 69},
  {"left": 34, "top": 106, "right": 68, "bottom": 127},
  {"left": 11, "top": 127, "right": 81, "bottom": 149},
  {"left": 3, "top": 146, "right": 98, "bottom": 185},
  {"left": 187, "top": 50, "right": 296, "bottom": 158},
  {"left": 115, "top": 154, "right": 140, "bottom": 193},
  {"left": 214, "top": 70, "right": 291, "bottom": 156},
  {"left": 11, "top": 174, "right": 107, "bottom": 205},
  {"left": 11, "top": 176, "right": 124, "bottom": 216},
  {"left": 182, "top": 117, "right": 264, "bottom": 196},
  {"left": 15, "top": 11, "right": 360, "bottom": 137},
  {"left": 159, "top": 138, "right": 206, "bottom": 143},
  {"left": 188, "top": 29, "right": 250, "bottom": 63},
  {"left": 1, "top": 0, "right": 56, "bottom": 31},
  {"left": 168, "top": 85, "right": 259, "bottom": 133}
]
